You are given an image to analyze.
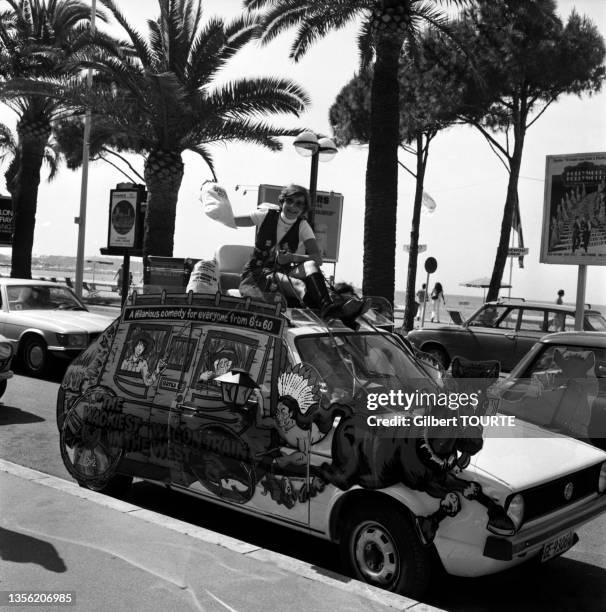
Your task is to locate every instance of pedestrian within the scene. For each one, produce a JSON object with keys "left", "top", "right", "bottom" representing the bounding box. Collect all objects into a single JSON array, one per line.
[
  {"left": 415, "top": 283, "right": 427, "bottom": 322},
  {"left": 114, "top": 264, "right": 124, "bottom": 296},
  {"left": 430, "top": 282, "right": 446, "bottom": 323},
  {"left": 556, "top": 289, "right": 564, "bottom": 305},
  {"left": 228, "top": 183, "right": 369, "bottom": 328}
]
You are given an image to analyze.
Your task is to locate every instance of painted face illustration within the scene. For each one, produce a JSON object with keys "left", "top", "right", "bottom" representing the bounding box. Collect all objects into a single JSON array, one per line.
[
  {"left": 134, "top": 340, "right": 146, "bottom": 357},
  {"left": 275, "top": 401, "right": 295, "bottom": 430},
  {"left": 214, "top": 357, "right": 233, "bottom": 376}
]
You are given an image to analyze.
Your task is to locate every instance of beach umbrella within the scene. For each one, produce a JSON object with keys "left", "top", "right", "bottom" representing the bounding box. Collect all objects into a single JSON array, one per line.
[{"left": 459, "top": 277, "right": 512, "bottom": 301}]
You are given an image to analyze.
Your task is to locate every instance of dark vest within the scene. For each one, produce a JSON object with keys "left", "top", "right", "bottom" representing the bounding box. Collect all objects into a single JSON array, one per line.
[{"left": 244, "top": 209, "right": 302, "bottom": 273}]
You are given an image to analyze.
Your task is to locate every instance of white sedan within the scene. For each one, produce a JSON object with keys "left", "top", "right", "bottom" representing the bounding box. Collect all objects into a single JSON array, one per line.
[{"left": 0, "top": 278, "right": 116, "bottom": 376}]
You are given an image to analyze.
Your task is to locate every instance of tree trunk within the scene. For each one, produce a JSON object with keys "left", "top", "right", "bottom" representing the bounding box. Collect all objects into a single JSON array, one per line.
[
  {"left": 486, "top": 138, "right": 525, "bottom": 303},
  {"left": 403, "top": 134, "right": 426, "bottom": 331},
  {"left": 362, "top": 32, "right": 403, "bottom": 304},
  {"left": 10, "top": 119, "right": 50, "bottom": 279},
  {"left": 142, "top": 149, "right": 185, "bottom": 284}
]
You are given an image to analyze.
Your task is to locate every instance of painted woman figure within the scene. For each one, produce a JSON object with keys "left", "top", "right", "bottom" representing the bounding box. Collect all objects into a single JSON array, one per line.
[{"left": 233, "top": 184, "right": 368, "bottom": 328}]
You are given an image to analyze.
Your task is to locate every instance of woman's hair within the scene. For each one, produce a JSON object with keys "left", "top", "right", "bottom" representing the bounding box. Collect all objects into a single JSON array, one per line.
[
  {"left": 434, "top": 282, "right": 443, "bottom": 292},
  {"left": 278, "top": 184, "right": 310, "bottom": 213},
  {"left": 557, "top": 289, "right": 565, "bottom": 296}
]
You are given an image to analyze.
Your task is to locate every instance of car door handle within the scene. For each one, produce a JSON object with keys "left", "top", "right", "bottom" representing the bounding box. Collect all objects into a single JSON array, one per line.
[
  {"left": 173, "top": 403, "right": 197, "bottom": 414},
  {"left": 505, "top": 333, "right": 516, "bottom": 339}
]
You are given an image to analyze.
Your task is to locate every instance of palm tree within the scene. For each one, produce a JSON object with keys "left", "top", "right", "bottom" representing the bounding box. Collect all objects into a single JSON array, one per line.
[
  {"left": 57, "top": 0, "right": 311, "bottom": 269},
  {"left": 0, "top": 0, "right": 103, "bottom": 278},
  {"left": 0, "top": 122, "right": 61, "bottom": 199},
  {"left": 244, "top": 0, "right": 466, "bottom": 304}
]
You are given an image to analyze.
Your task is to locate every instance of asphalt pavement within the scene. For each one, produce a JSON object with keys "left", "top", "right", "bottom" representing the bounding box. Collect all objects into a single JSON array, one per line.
[{"left": 0, "top": 459, "right": 443, "bottom": 612}]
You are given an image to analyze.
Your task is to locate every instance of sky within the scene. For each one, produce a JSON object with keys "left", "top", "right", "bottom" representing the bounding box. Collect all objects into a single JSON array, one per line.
[{"left": 1, "top": 0, "right": 605, "bottom": 306}]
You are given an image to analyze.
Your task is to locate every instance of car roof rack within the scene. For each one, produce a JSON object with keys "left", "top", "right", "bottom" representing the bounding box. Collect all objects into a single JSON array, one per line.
[{"left": 496, "top": 296, "right": 525, "bottom": 302}]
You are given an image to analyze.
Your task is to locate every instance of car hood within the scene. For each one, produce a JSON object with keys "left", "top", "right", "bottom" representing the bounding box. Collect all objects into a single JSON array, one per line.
[
  {"left": 11, "top": 310, "right": 115, "bottom": 333},
  {"left": 470, "top": 418, "right": 606, "bottom": 491}
]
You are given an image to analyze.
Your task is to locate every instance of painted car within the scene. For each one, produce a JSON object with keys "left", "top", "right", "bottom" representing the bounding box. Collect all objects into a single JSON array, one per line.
[
  {"left": 491, "top": 331, "right": 606, "bottom": 451},
  {"left": 0, "top": 278, "right": 115, "bottom": 376},
  {"left": 56, "top": 292, "right": 606, "bottom": 597},
  {"left": 406, "top": 298, "right": 606, "bottom": 372}
]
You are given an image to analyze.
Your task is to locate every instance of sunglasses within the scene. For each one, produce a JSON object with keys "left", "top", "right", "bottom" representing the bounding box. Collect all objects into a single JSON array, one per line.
[{"left": 284, "top": 196, "right": 306, "bottom": 208}]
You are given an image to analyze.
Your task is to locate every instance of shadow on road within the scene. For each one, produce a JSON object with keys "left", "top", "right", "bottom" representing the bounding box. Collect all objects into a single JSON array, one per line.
[
  {"left": 11, "top": 360, "right": 69, "bottom": 384},
  {"left": 0, "top": 526, "right": 67, "bottom": 572},
  {"left": 0, "top": 404, "right": 45, "bottom": 426}
]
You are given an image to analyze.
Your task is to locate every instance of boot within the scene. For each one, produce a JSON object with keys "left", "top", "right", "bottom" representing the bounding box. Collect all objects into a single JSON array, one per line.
[{"left": 303, "top": 272, "right": 341, "bottom": 319}]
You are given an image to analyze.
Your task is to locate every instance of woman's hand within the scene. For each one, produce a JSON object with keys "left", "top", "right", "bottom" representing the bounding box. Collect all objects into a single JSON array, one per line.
[{"left": 276, "top": 250, "right": 292, "bottom": 265}]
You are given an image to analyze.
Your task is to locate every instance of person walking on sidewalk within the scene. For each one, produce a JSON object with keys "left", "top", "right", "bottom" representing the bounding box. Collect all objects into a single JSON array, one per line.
[
  {"left": 416, "top": 283, "right": 428, "bottom": 322},
  {"left": 556, "top": 289, "right": 565, "bottom": 305},
  {"left": 430, "top": 282, "right": 446, "bottom": 323}
]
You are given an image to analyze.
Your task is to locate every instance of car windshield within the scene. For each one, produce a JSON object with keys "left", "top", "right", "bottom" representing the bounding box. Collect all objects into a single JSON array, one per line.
[
  {"left": 7, "top": 285, "right": 87, "bottom": 311},
  {"left": 499, "top": 344, "right": 606, "bottom": 431},
  {"left": 296, "top": 332, "right": 439, "bottom": 406}
]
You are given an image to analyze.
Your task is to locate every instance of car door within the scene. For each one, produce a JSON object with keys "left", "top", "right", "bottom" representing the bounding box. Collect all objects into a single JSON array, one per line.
[
  {"left": 466, "top": 306, "right": 520, "bottom": 370},
  {"left": 513, "top": 308, "right": 550, "bottom": 365}
]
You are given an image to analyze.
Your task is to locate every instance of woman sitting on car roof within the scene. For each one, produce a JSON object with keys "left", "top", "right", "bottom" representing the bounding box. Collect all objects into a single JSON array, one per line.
[{"left": 233, "top": 184, "right": 368, "bottom": 328}]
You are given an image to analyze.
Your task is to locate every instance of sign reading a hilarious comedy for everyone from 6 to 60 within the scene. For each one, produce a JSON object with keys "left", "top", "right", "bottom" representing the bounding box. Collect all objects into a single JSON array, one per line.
[{"left": 540, "top": 152, "right": 606, "bottom": 266}]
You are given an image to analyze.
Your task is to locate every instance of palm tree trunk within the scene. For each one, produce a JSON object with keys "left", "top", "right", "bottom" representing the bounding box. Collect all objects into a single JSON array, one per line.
[
  {"left": 403, "top": 134, "right": 427, "bottom": 331},
  {"left": 142, "top": 150, "right": 185, "bottom": 284},
  {"left": 362, "top": 32, "right": 403, "bottom": 304},
  {"left": 486, "top": 138, "right": 525, "bottom": 303},
  {"left": 10, "top": 120, "right": 50, "bottom": 279}
]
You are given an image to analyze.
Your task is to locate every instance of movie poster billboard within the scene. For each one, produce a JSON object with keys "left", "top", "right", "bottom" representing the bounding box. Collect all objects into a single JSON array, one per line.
[
  {"left": 0, "top": 195, "right": 13, "bottom": 246},
  {"left": 108, "top": 189, "right": 139, "bottom": 249},
  {"left": 540, "top": 152, "right": 606, "bottom": 265},
  {"left": 257, "top": 184, "right": 343, "bottom": 263}
]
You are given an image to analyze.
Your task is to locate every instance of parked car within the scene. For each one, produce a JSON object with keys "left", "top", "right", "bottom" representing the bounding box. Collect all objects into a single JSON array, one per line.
[
  {"left": 0, "top": 279, "right": 116, "bottom": 376},
  {"left": 406, "top": 298, "right": 606, "bottom": 371},
  {"left": 491, "top": 331, "right": 606, "bottom": 451},
  {"left": 0, "top": 334, "right": 14, "bottom": 398},
  {"left": 56, "top": 289, "right": 606, "bottom": 597}
]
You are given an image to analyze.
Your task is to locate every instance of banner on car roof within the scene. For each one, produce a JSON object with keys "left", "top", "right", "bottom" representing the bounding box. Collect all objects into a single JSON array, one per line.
[{"left": 541, "top": 152, "right": 606, "bottom": 265}]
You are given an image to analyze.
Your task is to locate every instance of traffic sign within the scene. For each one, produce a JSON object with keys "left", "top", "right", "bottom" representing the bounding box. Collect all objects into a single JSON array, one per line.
[
  {"left": 507, "top": 247, "right": 529, "bottom": 257},
  {"left": 403, "top": 244, "right": 427, "bottom": 253}
]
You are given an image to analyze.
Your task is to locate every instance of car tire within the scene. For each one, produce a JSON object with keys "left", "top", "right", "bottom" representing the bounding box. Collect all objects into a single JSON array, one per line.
[
  {"left": 339, "top": 503, "right": 432, "bottom": 598},
  {"left": 422, "top": 345, "right": 449, "bottom": 370},
  {"left": 20, "top": 335, "right": 48, "bottom": 377}
]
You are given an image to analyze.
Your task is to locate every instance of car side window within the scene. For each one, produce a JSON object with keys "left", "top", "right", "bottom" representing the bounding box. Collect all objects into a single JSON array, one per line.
[
  {"left": 546, "top": 310, "right": 566, "bottom": 332},
  {"left": 494, "top": 308, "right": 518, "bottom": 330},
  {"left": 519, "top": 309, "right": 546, "bottom": 332},
  {"left": 468, "top": 305, "right": 509, "bottom": 328}
]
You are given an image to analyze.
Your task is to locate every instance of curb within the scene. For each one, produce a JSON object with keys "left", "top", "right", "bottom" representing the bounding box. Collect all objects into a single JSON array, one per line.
[{"left": 0, "top": 458, "right": 445, "bottom": 612}]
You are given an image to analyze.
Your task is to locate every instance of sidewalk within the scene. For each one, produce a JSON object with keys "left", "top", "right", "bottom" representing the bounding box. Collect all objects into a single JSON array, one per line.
[{"left": 0, "top": 460, "right": 443, "bottom": 612}]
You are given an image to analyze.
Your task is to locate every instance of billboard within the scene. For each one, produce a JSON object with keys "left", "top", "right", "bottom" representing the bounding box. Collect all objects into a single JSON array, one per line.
[
  {"left": 108, "top": 189, "right": 139, "bottom": 249},
  {"left": 0, "top": 195, "right": 13, "bottom": 246},
  {"left": 257, "top": 184, "right": 343, "bottom": 263},
  {"left": 540, "top": 152, "right": 606, "bottom": 265}
]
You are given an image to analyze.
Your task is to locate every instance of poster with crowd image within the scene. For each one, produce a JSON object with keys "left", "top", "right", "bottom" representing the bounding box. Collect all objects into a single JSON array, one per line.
[{"left": 540, "top": 152, "right": 606, "bottom": 265}]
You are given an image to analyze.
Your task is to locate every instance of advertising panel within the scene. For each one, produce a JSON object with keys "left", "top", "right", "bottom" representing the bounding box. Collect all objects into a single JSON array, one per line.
[
  {"left": 108, "top": 189, "right": 139, "bottom": 249},
  {"left": 0, "top": 195, "right": 13, "bottom": 246},
  {"left": 257, "top": 184, "right": 343, "bottom": 263},
  {"left": 540, "top": 152, "right": 606, "bottom": 265}
]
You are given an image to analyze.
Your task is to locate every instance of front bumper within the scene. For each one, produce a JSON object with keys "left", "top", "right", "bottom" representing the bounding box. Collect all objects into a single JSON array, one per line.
[{"left": 484, "top": 493, "right": 606, "bottom": 561}]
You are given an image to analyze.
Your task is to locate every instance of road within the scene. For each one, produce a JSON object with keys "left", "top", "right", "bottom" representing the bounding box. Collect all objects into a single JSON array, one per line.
[{"left": 1, "top": 368, "right": 605, "bottom": 611}]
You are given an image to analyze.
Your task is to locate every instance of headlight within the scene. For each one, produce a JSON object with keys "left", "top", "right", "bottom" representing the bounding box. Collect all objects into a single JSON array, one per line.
[
  {"left": 56, "top": 333, "right": 87, "bottom": 348},
  {"left": 506, "top": 494, "right": 525, "bottom": 531},
  {"left": 599, "top": 462, "right": 606, "bottom": 494}
]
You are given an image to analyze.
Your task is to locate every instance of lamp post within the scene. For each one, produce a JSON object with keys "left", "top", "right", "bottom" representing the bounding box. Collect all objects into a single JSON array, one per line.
[
  {"left": 293, "top": 131, "right": 337, "bottom": 229},
  {"left": 74, "top": 0, "right": 96, "bottom": 298}
]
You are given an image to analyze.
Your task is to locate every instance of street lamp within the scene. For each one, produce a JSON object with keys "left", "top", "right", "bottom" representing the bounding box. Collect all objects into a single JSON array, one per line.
[{"left": 293, "top": 130, "right": 337, "bottom": 228}]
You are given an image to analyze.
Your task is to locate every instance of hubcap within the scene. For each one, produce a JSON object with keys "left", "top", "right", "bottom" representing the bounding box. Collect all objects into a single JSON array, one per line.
[
  {"left": 28, "top": 344, "right": 44, "bottom": 369},
  {"left": 353, "top": 522, "right": 399, "bottom": 586}
]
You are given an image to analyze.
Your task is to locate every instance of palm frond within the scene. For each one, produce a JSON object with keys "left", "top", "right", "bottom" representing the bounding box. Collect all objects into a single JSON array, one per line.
[{"left": 188, "top": 144, "right": 216, "bottom": 179}]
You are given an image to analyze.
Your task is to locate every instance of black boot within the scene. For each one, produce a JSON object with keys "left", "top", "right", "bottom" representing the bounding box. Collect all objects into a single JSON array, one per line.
[{"left": 303, "top": 272, "right": 341, "bottom": 319}]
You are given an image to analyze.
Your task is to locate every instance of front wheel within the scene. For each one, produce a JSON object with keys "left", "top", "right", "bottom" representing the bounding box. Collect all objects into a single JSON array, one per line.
[
  {"left": 20, "top": 335, "right": 48, "bottom": 377},
  {"left": 339, "top": 504, "right": 432, "bottom": 598},
  {"left": 422, "top": 345, "right": 449, "bottom": 370}
]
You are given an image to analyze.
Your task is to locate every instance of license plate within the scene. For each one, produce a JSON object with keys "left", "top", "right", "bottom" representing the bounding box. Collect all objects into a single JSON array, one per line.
[{"left": 541, "top": 531, "right": 575, "bottom": 562}]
